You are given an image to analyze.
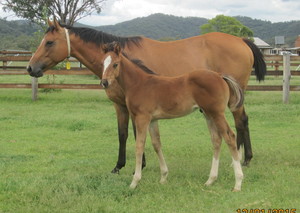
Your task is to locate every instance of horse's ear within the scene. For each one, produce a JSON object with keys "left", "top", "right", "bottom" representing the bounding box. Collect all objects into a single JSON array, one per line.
[
  {"left": 113, "top": 42, "right": 121, "bottom": 56},
  {"left": 53, "top": 17, "right": 62, "bottom": 31},
  {"left": 47, "top": 18, "right": 54, "bottom": 27}
]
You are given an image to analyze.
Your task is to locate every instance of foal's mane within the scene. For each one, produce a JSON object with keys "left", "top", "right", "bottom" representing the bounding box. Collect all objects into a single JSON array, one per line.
[
  {"left": 122, "top": 52, "right": 157, "bottom": 75},
  {"left": 46, "top": 24, "right": 142, "bottom": 48}
]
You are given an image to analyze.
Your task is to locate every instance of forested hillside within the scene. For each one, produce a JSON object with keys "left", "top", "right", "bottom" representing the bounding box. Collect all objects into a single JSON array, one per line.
[
  {"left": 96, "top": 13, "right": 208, "bottom": 40},
  {"left": 236, "top": 16, "right": 300, "bottom": 46},
  {"left": 0, "top": 13, "right": 299, "bottom": 50},
  {"left": 0, "top": 19, "right": 41, "bottom": 50}
]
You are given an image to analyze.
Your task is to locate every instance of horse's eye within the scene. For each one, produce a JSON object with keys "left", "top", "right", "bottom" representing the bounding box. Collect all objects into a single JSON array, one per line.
[
  {"left": 45, "top": 41, "right": 54, "bottom": 47},
  {"left": 113, "top": 63, "right": 118, "bottom": 68}
]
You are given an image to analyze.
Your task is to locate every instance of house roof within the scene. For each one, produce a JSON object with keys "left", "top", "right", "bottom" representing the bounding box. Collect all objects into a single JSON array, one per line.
[{"left": 253, "top": 37, "right": 272, "bottom": 49}]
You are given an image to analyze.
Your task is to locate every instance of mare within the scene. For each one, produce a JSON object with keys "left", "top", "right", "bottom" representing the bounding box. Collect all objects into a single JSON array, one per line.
[
  {"left": 27, "top": 18, "right": 266, "bottom": 173},
  {"left": 100, "top": 42, "right": 244, "bottom": 191}
]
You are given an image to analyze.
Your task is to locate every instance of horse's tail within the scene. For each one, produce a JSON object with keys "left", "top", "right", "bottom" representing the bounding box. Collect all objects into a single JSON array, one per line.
[
  {"left": 243, "top": 38, "right": 267, "bottom": 82},
  {"left": 223, "top": 75, "right": 244, "bottom": 112}
]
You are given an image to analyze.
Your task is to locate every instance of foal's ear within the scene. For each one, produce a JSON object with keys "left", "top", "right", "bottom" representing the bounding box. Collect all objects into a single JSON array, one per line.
[{"left": 113, "top": 42, "right": 121, "bottom": 56}]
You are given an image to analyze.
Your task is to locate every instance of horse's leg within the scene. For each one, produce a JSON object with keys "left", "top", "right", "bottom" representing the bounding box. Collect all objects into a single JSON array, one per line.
[
  {"left": 130, "top": 115, "right": 150, "bottom": 189},
  {"left": 204, "top": 118, "right": 222, "bottom": 186},
  {"left": 213, "top": 114, "right": 244, "bottom": 191},
  {"left": 232, "top": 105, "right": 252, "bottom": 166},
  {"left": 149, "top": 120, "right": 168, "bottom": 184},
  {"left": 111, "top": 104, "right": 130, "bottom": 174},
  {"left": 131, "top": 120, "right": 146, "bottom": 169}
]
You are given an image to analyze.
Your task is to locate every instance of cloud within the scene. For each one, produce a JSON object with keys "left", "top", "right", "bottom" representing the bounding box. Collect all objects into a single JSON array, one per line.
[
  {"left": 77, "top": 0, "right": 300, "bottom": 26},
  {"left": 1, "top": 0, "right": 299, "bottom": 26}
]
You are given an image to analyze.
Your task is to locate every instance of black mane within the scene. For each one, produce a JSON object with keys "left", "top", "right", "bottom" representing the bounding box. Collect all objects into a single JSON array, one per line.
[
  {"left": 122, "top": 53, "right": 157, "bottom": 75},
  {"left": 46, "top": 24, "right": 142, "bottom": 48}
]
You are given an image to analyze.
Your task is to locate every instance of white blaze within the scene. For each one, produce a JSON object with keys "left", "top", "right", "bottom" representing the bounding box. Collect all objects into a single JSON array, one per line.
[{"left": 103, "top": 55, "right": 112, "bottom": 76}]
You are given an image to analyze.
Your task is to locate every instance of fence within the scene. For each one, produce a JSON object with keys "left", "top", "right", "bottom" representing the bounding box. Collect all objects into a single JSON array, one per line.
[{"left": 0, "top": 50, "right": 300, "bottom": 102}]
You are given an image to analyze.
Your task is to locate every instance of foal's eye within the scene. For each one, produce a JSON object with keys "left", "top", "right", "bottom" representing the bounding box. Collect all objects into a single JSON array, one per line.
[
  {"left": 45, "top": 41, "right": 54, "bottom": 47},
  {"left": 113, "top": 63, "right": 118, "bottom": 68}
]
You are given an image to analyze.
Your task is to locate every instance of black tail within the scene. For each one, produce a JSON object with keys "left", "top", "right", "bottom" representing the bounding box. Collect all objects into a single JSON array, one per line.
[{"left": 243, "top": 38, "right": 267, "bottom": 82}]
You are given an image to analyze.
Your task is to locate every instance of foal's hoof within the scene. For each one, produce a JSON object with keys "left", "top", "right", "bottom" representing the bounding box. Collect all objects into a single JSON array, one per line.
[
  {"left": 111, "top": 167, "right": 120, "bottom": 174},
  {"left": 232, "top": 186, "right": 241, "bottom": 192},
  {"left": 129, "top": 182, "right": 138, "bottom": 189},
  {"left": 160, "top": 178, "right": 168, "bottom": 184},
  {"left": 204, "top": 176, "right": 217, "bottom": 186},
  {"left": 232, "top": 188, "right": 241, "bottom": 192}
]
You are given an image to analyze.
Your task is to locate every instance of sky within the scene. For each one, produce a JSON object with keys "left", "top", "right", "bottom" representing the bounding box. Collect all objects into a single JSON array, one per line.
[{"left": 1, "top": 0, "right": 300, "bottom": 26}]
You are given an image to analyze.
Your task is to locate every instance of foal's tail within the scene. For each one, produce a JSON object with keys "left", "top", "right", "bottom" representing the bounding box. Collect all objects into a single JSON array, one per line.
[{"left": 222, "top": 75, "right": 244, "bottom": 112}]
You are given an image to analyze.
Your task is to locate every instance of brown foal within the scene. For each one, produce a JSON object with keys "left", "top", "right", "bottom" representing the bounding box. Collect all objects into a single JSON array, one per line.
[{"left": 100, "top": 42, "right": 244, "bottom": 191}]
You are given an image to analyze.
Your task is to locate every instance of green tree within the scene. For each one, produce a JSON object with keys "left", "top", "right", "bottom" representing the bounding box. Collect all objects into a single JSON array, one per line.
[
  {"left": 201, "top": 15, "right": 253, "bottom": 38},
  {"left": 1, "top": 0, "right": 106, "bottom": 26}
]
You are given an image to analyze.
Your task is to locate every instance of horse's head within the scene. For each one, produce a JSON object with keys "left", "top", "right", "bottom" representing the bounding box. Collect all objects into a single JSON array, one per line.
[
  {"left": 27, "top": 18, "right": 70, "bottom": 77},
  {"left": 100, "top": 42, "right": 121, "bottom": 89}
]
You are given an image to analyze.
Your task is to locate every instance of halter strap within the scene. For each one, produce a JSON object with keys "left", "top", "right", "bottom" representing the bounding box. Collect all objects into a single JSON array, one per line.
[{"left": 64, "top": 28, "right": 71, "bottom": 58}]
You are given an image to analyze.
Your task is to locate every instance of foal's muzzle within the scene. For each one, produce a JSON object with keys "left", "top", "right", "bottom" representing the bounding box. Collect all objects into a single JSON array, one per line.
[{"left": 100, "top": 79, "right": 109, "bottom": 89}]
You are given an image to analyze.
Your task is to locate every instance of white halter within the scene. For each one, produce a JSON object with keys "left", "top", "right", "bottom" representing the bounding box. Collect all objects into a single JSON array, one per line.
[{"left": 64, "top": 28, "right": 71, "bottom": 58}]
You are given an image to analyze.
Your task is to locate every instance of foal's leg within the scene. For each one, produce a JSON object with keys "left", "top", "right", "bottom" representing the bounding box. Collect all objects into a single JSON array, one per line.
[
  {"left": 232, "top": 105, "right": 252, "bottom": 166},
  {"left": 130, "top": 115, "right": 150, "bottom": 189},
  {"left": 214, "top": 114, "right": 244, "bottom": 191},
  {"left": 204, "top": 118, "right": 222, "bottom": 186},
  {"left": 149, "top": 121, "right": 168, "bottom": 184},
  {"left": 131, "top": 120, "right": 146, "bottom": 169}
]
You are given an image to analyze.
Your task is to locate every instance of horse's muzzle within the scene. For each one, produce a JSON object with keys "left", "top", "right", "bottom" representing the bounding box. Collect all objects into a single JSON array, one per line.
[
  {"left": 100, "top": 79, "right": 109, "bottom": 89},
  {"left": 27, "top": 65, "right": 44, "bottom": 77}
]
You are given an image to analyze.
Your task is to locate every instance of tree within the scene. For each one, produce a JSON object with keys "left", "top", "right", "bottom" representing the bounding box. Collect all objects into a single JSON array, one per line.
[
  {"left": 1, "top": 0, "right": 106, "bottom": 26},
  {"left": 201, "top": 15, "right": 253, "bottom": 38}
]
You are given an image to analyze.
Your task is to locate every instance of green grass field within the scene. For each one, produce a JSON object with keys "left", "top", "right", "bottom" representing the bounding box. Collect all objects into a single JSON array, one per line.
[{"left": 0, "top": 89, "right": 299, "bottom": 213}]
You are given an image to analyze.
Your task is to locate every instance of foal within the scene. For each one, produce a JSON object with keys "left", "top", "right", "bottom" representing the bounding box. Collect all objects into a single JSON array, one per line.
[{"left": 100, "top": 42, "right": 244, "bottom": 191}]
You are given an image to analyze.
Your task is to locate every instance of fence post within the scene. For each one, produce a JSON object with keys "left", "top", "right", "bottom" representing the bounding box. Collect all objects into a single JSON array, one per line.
[
  {"left": 31, "top": 77, "right": 38, "bottom": 101},
  {"left": 282, "top": 52, "right": 291, "bottom": 104}
]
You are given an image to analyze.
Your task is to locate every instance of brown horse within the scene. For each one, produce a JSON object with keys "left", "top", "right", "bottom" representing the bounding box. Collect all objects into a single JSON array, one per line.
[
  {"left": 100, "top": 42, "right": 244, "bottom": 191},
  {"left": 27, "top": 18, "right": 266, "bottom": 173}
]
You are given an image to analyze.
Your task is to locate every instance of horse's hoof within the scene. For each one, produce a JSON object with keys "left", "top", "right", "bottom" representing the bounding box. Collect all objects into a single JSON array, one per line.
[
  {"left": 111, "top": 167, "right": 120, "bottom": 174},
  {"left": 242, "top": 160, "right": 250, "bottom": 167}
]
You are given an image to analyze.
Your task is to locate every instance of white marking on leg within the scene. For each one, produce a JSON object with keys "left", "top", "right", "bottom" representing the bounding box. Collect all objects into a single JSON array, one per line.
[
  {"left": 238, "top": 148, "right": 243, "bottom": 162},
  {"left": 232, "top": 158, "right": 243, "bottom": 191},
  {"left": 205, "top": 157, "right": 219, "bottom": 186},
  {"left": 103, "top": 55, "right": 112, "bottom": 76},
  {"left": 157, "top": 150, "right": 168, "bottom": 184}
]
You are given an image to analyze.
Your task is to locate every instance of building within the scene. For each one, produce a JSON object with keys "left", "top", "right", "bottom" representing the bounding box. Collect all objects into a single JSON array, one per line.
[{"left": 253, "top": 37, "right": 272, "bottom": 54}]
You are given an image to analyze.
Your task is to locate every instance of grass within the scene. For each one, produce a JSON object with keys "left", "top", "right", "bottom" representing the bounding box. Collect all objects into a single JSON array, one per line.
[{"left": 0, "top": 89, "right": 300, "bottom": 213}]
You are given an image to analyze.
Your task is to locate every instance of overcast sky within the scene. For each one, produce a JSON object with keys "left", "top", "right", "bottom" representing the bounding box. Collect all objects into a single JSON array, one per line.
[{"left": 1, "top": 0, "right": 300, "bottom": 26}]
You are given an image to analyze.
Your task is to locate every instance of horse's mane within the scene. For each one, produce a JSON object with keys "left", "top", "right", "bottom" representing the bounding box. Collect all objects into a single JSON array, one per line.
[
  {"left": 46, "top": 24, "right": 142, "bottom": 48},
  {"left": 122, "top": 52, "right": 157, "bottom": 75}
]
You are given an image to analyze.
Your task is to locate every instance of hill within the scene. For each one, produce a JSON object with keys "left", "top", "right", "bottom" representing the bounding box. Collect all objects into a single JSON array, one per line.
[
  {"left": 0, "top": 19, "right": 41, "bottom": 50},
  {"left": 0, "top": 13, "right": 300, "bottom": 50},
  {"left": 235, "top": 16, "right": 300, "bottom": 46},
  {"left": 95, "top": 14, "right": 300, "bottom": 46},
  {"left": 95, "top": 13, "right": 208, "bottom": 40}
]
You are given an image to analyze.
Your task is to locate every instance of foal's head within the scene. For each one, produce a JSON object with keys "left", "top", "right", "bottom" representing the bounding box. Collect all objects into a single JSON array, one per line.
[{"left": 100, "top": 42, "right": 122, "bottom": 89}]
